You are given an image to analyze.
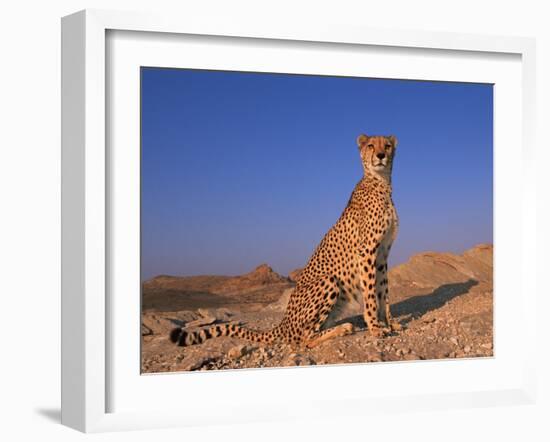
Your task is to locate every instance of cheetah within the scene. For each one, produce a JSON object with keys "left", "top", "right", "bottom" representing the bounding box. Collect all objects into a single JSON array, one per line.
[{"left": 170, "top": 134, "right": 401, "bottom": 349}]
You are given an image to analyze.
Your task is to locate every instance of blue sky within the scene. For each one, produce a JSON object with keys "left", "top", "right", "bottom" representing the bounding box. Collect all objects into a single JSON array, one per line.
[{"left": 141, "top": 68, "right": 493, "bottom": 280}]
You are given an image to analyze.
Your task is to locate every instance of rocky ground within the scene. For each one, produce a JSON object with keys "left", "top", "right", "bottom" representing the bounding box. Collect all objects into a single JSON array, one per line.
[{"left": 141, "top": 244, "right": 493, "bottom": 373}]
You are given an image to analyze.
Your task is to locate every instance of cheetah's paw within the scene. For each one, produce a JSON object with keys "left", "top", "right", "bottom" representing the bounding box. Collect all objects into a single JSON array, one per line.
[
  {"left": 368, "top": 325, "right": 385, "bottom": 338},
  {"left": 389, "top": 320, "right": 402, "bottom": 332}
]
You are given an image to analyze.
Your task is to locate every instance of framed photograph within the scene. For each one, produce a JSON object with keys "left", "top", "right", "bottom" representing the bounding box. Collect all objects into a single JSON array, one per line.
[{"left": 61, "top": 9, "right": 537, "bottom": 433}]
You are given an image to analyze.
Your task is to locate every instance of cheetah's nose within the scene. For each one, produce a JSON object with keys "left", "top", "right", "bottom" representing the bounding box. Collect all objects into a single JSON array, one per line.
[{"left": 376, "top": 152, "right": 386, "bottom": 160}]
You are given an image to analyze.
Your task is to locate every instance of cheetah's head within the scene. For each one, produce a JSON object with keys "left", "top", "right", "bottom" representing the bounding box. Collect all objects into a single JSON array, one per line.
[{"left": 356, "top": 134, "right": 398, "bottom": 178}]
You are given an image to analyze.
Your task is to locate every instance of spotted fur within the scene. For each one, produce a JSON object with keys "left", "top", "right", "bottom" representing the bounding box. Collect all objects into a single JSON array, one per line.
[{"left": 170, "top": 134, "right": 400, "bottom": 348}]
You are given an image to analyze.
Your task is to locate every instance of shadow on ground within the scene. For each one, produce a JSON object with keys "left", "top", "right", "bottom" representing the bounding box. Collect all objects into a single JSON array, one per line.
[
  {"left": 392, "top": 279, "right": 478, "bottom": 324},
  {"left": 336, "top": 279, "right": 478, "bottom": 330}
]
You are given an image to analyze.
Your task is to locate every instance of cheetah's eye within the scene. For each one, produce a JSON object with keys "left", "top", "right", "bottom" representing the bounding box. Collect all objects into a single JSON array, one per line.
[
  {"left": 384, "top": 144, "right": 391, "bottom": 149},
  {"left": 367, "top": 144, "right": 374, "bottom": 148}
]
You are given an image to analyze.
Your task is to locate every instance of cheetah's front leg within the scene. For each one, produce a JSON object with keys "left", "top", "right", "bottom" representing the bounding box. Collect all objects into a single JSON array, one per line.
[
  {"left": 359, "top": 252, "right": 383, "bottom": 337},
  {"left": 375, "top": 252, "right": 401, "bottom": 332}
]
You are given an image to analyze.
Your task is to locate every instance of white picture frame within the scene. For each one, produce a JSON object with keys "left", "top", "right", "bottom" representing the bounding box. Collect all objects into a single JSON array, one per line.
[{"left": 61, "top": 9, "right": 537, "bottom": 433}]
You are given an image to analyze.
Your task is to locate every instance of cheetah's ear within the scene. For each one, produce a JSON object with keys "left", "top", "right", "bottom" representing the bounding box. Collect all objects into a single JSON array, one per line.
[
  {"left": 356, "top": 134, "right": 369, "bottom": 147},
  {"left": 388, "top": 135, "right": 398, "bottom": 147}
]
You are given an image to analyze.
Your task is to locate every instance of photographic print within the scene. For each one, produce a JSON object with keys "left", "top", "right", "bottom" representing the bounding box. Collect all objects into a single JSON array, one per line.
[{"left": 140, "top": 68, "right": 493, "bottom": 373}]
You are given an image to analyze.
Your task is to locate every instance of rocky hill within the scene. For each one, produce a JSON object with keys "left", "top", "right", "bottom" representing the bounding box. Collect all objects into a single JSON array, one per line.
[
  {"left": 142, "top": 264, "right": 293, "bottom": 312},
  {"left": 141, "top": 244, "right": 493, "bottom": 373},
  {"left": 144, "top": 263, "right": 290, "bottom": 293}
]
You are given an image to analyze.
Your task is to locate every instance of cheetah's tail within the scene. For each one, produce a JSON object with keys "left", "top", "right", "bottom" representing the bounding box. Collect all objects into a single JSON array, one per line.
[{"left": 169, "top": 322, "right": 278, "bottom": 347}]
